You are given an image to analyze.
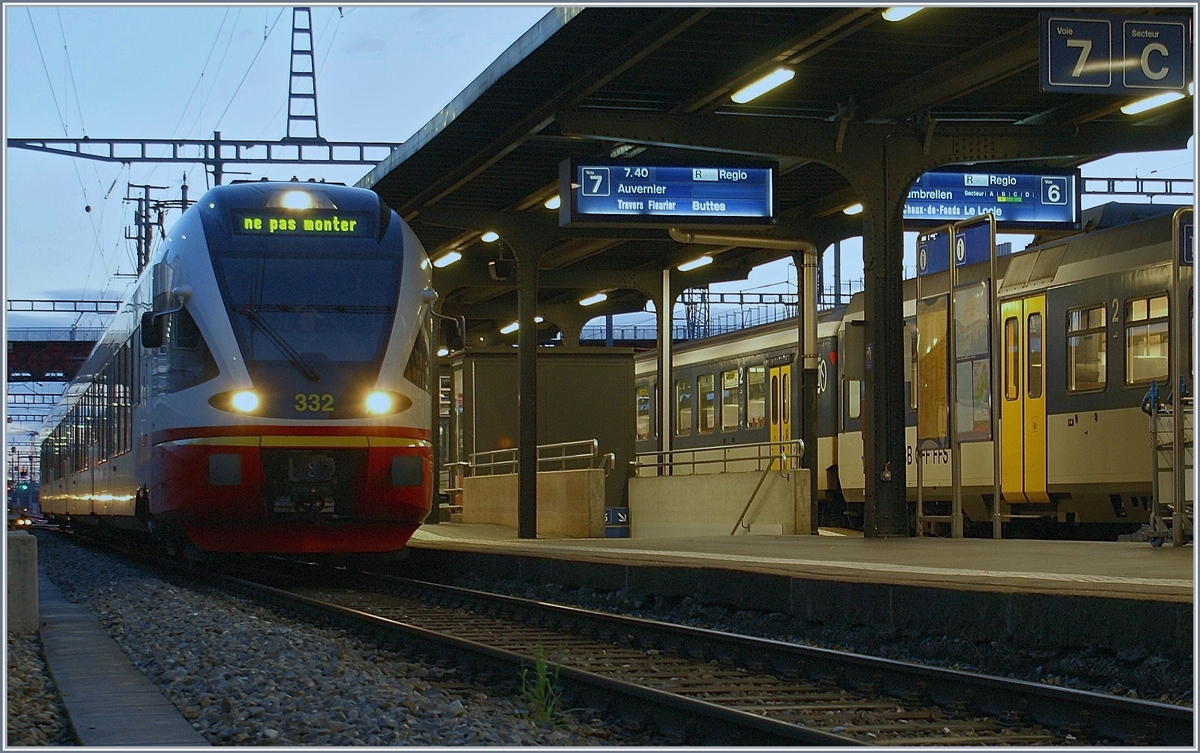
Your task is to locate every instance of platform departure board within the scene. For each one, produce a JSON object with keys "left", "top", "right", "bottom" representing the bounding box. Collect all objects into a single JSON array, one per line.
[
  {"left": 561, "top": 160, "right": 774, "bottom": 226},
  {"left": 904, "top": 170, "right": 1080, "bottom": 230}
]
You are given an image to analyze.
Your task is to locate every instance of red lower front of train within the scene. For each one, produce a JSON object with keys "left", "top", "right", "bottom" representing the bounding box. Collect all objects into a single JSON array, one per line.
[{"left": 149, "top": 427, "right": 432, "bottom": 554}]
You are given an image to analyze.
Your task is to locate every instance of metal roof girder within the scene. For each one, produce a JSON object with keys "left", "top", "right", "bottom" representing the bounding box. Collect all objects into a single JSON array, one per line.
[{"left": 860, "top": 20, "right": 1041, "bottom": 122}]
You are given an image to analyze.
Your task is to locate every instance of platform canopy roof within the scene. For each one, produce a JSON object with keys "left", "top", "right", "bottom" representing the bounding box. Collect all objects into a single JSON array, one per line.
[{"left": 358, "top": 6, "right": 1194, "bottom": 343}]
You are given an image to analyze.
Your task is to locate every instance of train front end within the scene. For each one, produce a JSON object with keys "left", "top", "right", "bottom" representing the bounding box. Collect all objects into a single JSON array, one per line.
[{"left": 146, "top": 182, "right": 433, "bottom": 554}]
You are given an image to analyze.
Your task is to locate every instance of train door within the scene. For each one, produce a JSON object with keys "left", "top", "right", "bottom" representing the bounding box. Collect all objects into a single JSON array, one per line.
[
  {"left": 1000, "top": 295, "right": 1049, "bottom": 504},
  {"left": 769, "top": 363, "right": 792, "bottom": 464}
]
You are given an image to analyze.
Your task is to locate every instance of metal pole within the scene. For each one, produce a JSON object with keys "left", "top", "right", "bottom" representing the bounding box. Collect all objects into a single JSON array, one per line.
[
  {"left": 660, "top": 268, "right": 673, "bottom": 473},
  {"left": 1171, "top": 207, "right": 1190, "bottom": 546},
  {"left": 801, "top": 247, "right": 819, "bottom": 533},
  {"left": 949, "top": 228, "right": 963, "bottom": 538},
  {"left": 990, "top": 216, "right": 1003, "bottom": 540},
  {"left": 517, "top": 244, "right": 538, "bottom": 539},
  {"left": 426, "top": 311, "right": 440, "bottom": 525},
  {"left": 834, "top": 240, "right": 843, "bottom": 305},
  {"left": 915, "top": 235, "right": 925, "bottom": 536}
]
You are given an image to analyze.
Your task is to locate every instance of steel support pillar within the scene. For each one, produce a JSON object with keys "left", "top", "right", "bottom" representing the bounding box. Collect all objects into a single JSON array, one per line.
[
  {"left": 658, "top": 269, "right": 674, "bottom": 467},
  {"left": 860, "top": 184, "right": 909, "bottom": 537},
  {"left": 517, "top": 246, "right": 539, "bottom": 539},
  {"left": 796, "top": 248, "right": 819, "bottom": 533}
]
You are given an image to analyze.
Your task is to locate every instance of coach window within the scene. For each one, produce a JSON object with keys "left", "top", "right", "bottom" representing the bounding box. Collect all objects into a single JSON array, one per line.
[
  {"left": 636, "top": 385, "right": 651, "bottom": 441},
  {"left": 782, "top": 371, "right": 790, "bottom": 426},
  {"left": 746, "top": 366, "right": 765, "bottom": 428},
  {"left": 167, "top": 308, "right": 219, "bottom": 392},
  {"left": 1066, "top": 304, "right": 1106, "bottom": 392},
  {"left": 770, "top": 374, "right": 780, "bottom": 427},
  {"left": 1027, "top": 313, "right": 1043, "bottom": 399},
  {"left": 698, "top": 374, "right": 716, "bottom": 434},
  {"left": 847, "top": 379, "right": 860, "bottom": 420},
  {"left": 1125, "top": 294, "right": 1169, "bottom": 385},
  {"left": 721, "top": 369, "right": 740, "bottom": 431},
  {"left": 909, "top": 326, "right": 918, "bottom": 411},
  {"left": 1004, "top": 316, "right": 1020, "bottom": 400},
  {"left": 675, "top": 378, "right": 692, "bottom": 436}
]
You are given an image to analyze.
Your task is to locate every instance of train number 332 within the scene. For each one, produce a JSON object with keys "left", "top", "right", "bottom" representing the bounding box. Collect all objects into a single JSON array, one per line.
[{"left": 294, "top": 393, "right": 335, "bottom": 412}]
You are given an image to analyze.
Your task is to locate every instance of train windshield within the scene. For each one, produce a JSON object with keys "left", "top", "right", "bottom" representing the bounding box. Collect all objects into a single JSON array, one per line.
[{"left": 210, "top": 241, "right": 401, "bottom": 377}]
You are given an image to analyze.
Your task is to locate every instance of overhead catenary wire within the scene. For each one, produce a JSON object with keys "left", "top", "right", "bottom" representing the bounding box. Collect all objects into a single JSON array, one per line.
[
  {"left": 28, "top": 8, "right": 113, "bottom": 293},
  {"left": 212, "top": 8, "right": 287, "bottom": 133}
]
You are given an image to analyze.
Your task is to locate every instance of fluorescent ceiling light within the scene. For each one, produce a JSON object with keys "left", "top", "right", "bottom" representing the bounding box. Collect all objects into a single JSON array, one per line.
[
  {"left": 432, "top": 250, "right": 462, "bottom": 268},
  {"left": 731, "top": 68, "right": 795, "bottom": 104},
  {"left": 544, "top": 195, "right": 561, "bottom": 210},
  {"left": 579, "top": 292, "right": 608, "bottom": 307},
  {"left": 500, "top": 316, "right": 543, "bottom": 334},
  {"left": 677, "top": 255, "right": 714, "bottom": 271},
  {"left": 1121, "top": 91, "right": 1186, "bottom": 115},
  {"left": 882, "top": 7, "right": 923, "bottom": 22},
  {"left": 843, "top": 203, "right": 864, "bottom": 216},
  {"left": 481, "top": 231, "right": 500, "bottom": 243}
]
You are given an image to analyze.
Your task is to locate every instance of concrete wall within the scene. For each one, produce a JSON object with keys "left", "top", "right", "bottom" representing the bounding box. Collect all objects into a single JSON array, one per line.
[
  {"left": 7, "top": 532, "right": 38, "bottom": 633},
  {"left": 462, "top": 468, "right": 606, "bottom": 538},
  {"left": 629, "top": 469, "right": 811, "bottom": 538}
]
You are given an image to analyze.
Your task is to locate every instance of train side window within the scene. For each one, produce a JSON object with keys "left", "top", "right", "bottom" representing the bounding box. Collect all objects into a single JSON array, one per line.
[
  {"left": 721, "top": 369, "right": 740, "bottom": 431},
  {"left": 770, "top": 374, "right": 780, "bottom": 426},
  {"left": 636, "top": 385, "right": 651, "bottom": 441},
  {"left": 1004, "top": 316, "right": 1020, "bottom": 400},
  {"left": 1125, "top": 294, "right": 1169, "bottom": 385},
  {"left": 675, "top": 378, "right": 692, "bottom": 436},
  {"left": 698, "top": 374, "right": 716, "bottom": 434},
  {"left": 782, "top": 371, "right": 790, "bottom": 425},
  {"left": 1066, "top": 304, "right": 1106, "bottom": 392},
  {"left": 847, "top": 379, "right": 860, "bottom": 420},
  {"left": 909, "top": 326, "right": 918, "bottom": 412},
  {"left": 1027, "top": 313, "right": 1042, "bottom": 399},
  {"left": 167, "top": 308, "right": 219, "bottom": 393},
  {"left": 404, "top": 328, "right": 429, "bottom": 391},
  {"left": 746, "top": 366, "right": 765, "bottom": 428}
]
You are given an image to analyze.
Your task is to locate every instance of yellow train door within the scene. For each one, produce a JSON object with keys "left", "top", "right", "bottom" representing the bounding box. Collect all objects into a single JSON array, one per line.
[
  {"left": 1000, "top": 295, "right": 1048, "bottom": 504},
  {"left": 769, "top": 363, "right": 792, "bottom": 466}
]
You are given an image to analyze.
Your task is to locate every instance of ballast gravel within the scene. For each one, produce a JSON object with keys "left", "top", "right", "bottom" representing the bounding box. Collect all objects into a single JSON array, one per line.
[
  {"left": 455, "top": 574, "right": 1195, "bottom": 708},
  {"left": 10, "top": 530, "right": 679, "bottom": 746}
]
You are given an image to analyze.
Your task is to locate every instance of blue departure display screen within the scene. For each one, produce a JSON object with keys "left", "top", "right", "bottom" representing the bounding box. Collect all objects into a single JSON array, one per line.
[
  {"left": 904, "top": 170, "right": 1080, "bottom": 230},
  {"left": 562, "top": 161, "right": 774, "bottom": 226}
]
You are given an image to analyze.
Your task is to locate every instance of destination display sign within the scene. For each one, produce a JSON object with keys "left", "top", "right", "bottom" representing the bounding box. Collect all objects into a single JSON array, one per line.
[
  {"left": 561, "top": 160, "right": 775, "bottom": 226},
  {"left": 232, "top": 210, "right": 373, "bottom": 237},
  {"left": 904, "top": 169, "right": 1079, "bottom": 230},
  {"left": 1040, "top": 13, "right": 1192, "bottom": 95}
]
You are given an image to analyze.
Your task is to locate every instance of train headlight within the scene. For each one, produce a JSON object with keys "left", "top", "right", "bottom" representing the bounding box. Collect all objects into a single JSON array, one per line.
[
  {"left": 231, "top": 391, "right": 260, "bottom": 413},
  {"left": 365, "top": 391, "right": 393, "bottom": 414}
]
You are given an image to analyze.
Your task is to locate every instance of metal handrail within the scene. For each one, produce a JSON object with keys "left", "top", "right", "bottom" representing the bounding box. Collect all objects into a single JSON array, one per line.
[
  {"left": 731, "top": 455, "right": 791, "bottom": 535},
  {"left": 467, "top": 439, "right": 609, "bottom": 476},
  {"left": 631, "top": 440, "right": 804, "bottom": 477}
]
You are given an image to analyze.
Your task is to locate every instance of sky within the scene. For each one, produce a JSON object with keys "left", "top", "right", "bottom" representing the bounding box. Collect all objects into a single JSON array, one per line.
[
  {"left": 4, "top": 4, "right": 551, "bottom": 330},
  {"left": 3, "top": 6, "right": 1196, "bottom": 350}
]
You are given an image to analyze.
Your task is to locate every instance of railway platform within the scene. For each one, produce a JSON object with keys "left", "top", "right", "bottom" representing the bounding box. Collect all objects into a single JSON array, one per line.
[
  {"left": 407, "top": 524, "right": 1194, "bottom": 655},
  {"left": 36, "top": 568, "right": 209, "bottom": 747}
]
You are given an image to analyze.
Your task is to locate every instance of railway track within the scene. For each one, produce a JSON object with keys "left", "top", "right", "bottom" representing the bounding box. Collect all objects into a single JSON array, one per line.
[{"left": 211, "top": 563, "right": 1191, "bottom": 747}]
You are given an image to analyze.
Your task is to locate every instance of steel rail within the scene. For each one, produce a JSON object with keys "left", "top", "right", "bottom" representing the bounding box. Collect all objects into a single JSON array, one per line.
[
  {"left": 385, "top": 577, "right": 1193, "bottom": 746},
  {"left": 218, "top": 573, "right": 858, "bottom": 746},
  {"left": 220, "top": 563, "right": 1192, "bottom": 746}
]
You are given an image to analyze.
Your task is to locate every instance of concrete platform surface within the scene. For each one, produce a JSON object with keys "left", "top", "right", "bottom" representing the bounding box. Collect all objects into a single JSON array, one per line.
[
  {"left": 409, "top": 525, "right": 1194, "bottom": 654},
  {"left": 410, "top": 524, "right": 1194, "bottom": 602},
  {"left": 38, "top": 569, "right": 209, "bottom": 747}
]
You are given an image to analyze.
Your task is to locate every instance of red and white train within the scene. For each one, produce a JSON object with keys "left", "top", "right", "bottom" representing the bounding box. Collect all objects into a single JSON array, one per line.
[{"left": 39, "top": 181, "right": 435, "bottom": 556}]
